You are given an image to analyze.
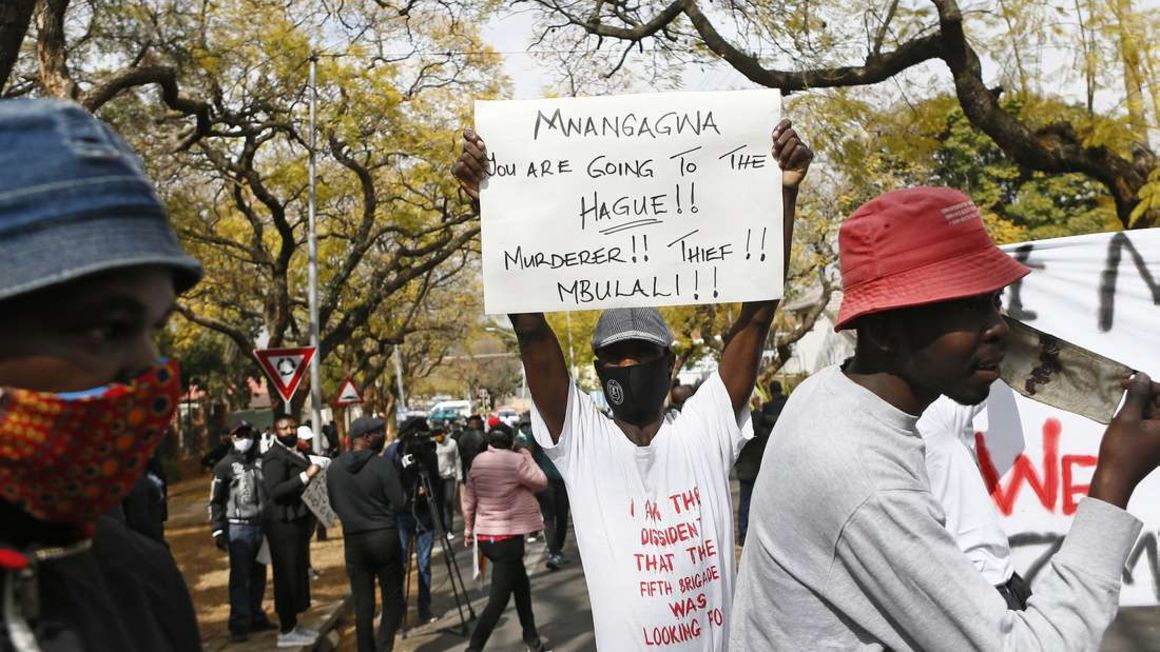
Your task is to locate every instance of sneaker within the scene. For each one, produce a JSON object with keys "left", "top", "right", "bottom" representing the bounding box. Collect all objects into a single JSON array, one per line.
[
  {"left": 545, "top": 554, "right": 560, "bottom": 571},
  {"left": 446, "top": 532, "right": 456, "bottom": 541},
  {"left": 309, "top": 567, "right": 322, "bottom": 580},
  {"left": 556, "top": 553, "right": 572, "bottom": 566},
  {"left": 525, "top": 635, "right": 551, "bottom": 651},
  {"left": 229, "top": 631, "right": 248, "bottom": 643},
  {"left": 276, "top": 626, "right": 318, "bottom": 648},
  {"left": 419, "top": 613, "right": 438, "bottom": 624}
]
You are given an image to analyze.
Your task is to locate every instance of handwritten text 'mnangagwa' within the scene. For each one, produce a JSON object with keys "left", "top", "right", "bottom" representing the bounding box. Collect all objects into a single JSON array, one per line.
[{"left": 532, "top": 109, "right": 721, "bottom": 141}]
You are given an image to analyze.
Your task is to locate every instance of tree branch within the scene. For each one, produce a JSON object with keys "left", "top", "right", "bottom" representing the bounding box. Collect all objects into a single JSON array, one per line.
[
  {"left": 175, "top": 304, "right": 252, "bottom": 355},
  {"left": 81, "top": 65, "right": 212, "bottom": 148},
  {"left": 684, "top": 1, "right": 943, "bottom": 91},
  {"left": 320, "top": 224, "right": 480, "bottom": 357},
  {"left": 929, "top": 0, "right": 1151, "bottom": 227},
  {"left": 580, "top": 0, "right": 689, "bottom": 41}
]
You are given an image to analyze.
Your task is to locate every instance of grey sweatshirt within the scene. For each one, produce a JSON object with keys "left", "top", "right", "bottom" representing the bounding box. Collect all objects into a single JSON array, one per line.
[{"left": 730, "top": 366, "right": 1142, "bottom": 651}]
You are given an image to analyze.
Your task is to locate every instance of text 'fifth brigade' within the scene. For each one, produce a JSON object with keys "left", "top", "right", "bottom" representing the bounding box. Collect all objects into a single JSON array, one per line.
[{"left": 475, "top": 90, "right": 784, "bottom": 315}]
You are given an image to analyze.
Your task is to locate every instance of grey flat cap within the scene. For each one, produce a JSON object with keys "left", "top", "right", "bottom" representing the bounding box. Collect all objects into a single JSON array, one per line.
[{"left": 591, "top": 307, "right": 674, "bottom": 351}]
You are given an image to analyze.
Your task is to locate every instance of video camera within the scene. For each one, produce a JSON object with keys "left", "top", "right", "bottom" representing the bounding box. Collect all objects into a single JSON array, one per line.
[{"left": 398, "top": 429, "right": 436, "bottom": 476}]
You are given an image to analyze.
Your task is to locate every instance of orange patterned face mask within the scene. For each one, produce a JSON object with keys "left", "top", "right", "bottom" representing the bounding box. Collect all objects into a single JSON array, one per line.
[{"left": 0, "top": 360, "right": 181, "bottom": 526}]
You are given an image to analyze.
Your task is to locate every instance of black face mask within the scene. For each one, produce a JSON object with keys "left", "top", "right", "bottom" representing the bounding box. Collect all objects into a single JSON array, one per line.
[
  {"left": 595, "top": 354, "right": 672, "bottom": 426},
  {"left": 276, "top": 434, "right": 298, "bottom": 449}
]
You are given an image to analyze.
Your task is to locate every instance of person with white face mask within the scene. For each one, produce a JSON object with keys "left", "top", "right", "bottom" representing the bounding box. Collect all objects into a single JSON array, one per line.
[{"left": 209, "top": 420, "right": 276, "bottom": 642}]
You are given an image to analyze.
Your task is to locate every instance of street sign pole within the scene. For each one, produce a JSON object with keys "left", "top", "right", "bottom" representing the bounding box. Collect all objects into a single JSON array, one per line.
[
  {"left": 307, "top": 52, "right": 324, "bottom": 452},
  {"left": 393, "top": 346, "right": 406, "bottom": 413}
]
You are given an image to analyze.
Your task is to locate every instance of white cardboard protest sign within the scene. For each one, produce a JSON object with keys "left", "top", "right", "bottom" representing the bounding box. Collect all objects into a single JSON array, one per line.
[
  {"left": 475, "top": 90, "right": 783, "bottom": 314},
  {"left": 302, "top": 467, "right": 335, "bottom": 529},
  {"left": 982, "top": 229, "right": 1160, "bottom": 605}
]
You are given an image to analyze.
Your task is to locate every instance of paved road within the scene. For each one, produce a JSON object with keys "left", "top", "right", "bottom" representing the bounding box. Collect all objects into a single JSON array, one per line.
[
  {"left": 354, "top": 534, "right": 597, "bottom": 652},
  {"left": 348, "top": 531, "right": 1160, "bottom": 652}
]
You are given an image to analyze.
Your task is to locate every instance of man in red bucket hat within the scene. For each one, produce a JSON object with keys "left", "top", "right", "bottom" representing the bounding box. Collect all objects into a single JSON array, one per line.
[{"left": 731, "top": 187, "right": 1160, "bottom": 650}]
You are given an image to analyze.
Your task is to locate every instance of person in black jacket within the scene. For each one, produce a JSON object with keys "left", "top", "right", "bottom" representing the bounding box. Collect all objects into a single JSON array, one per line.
[
  {"left": 734, "top": 381, "right": 786, "bottom": 545},
  {"left": 457, "top": 414, "right": 487, "bottom": 477},
  {"left": 327, "top": 416, "right": 408, "bottom": 652},
  {"left": 262, "top": 415, "right": 322, "bottom": 647},
  {"left": 0, "top": 99, "right": 202, "bottom": 651},
  {"left": 210, "top": 420, "right": 275, "bottom": 642},
  {"left": 122, "top": 452, "right": 169, "bottom": 544},
  {"left": 322, "top": 422, "right": 341, "bottom": 456},
  {"left": 201, "top": 428, "right": 232, "bottom": 471}
]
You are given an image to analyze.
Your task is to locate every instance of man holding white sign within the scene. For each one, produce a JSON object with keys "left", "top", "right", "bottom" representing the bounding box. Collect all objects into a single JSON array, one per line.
[
  {"left": 453, "top": 113, "right": 812, "bottom": 650},
  {"left": 473, "top": 89, "right": 786, "bottom": 314}
]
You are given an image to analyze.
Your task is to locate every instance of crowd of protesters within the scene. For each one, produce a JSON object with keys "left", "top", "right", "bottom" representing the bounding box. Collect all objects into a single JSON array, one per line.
[{"left": 2, "top": 97, "right": 1159, "bottom": 652}]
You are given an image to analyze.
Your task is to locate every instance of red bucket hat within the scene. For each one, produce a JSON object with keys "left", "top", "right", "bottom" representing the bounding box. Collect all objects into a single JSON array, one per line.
[{"left": 834, "top": 187, "right": 1030, "bottom": 331}]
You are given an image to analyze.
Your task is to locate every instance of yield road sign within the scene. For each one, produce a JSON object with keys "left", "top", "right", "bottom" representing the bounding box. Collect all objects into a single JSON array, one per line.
[{"left": 254, "top": 346, "right": 316, "bottom": 406}]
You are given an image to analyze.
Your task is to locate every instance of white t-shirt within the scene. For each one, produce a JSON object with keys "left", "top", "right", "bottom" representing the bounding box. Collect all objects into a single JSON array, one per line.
[
  {"left": 532, "top": 372, "right": 752, "bottom": 651},
  {"left": 917, "top": 395, "right": 1014, "bottom": 585}
]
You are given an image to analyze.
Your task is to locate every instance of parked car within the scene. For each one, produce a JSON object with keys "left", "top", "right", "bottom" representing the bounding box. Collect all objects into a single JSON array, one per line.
[
  {"left": 395, "top": 407, "right": 428, "bottom": 424},
  {"left": 496, "top": 406, "right": 520, "bottom": 428},
  {"left": 429, "top": 400, "right": 471, "bottom": 424}
]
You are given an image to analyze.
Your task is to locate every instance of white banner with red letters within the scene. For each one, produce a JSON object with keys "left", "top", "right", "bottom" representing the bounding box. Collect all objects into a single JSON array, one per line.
[{"left": 982, "top": 229, "right": 1160, "bottom": 605}]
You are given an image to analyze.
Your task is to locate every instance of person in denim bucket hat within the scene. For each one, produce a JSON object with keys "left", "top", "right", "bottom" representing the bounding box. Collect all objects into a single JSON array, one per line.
[
  {"left": 0, "top": 99, "right": 203, "bottom": 651},
  {"left": 0, "top": 99, "right": 202, "bottom": 301}
]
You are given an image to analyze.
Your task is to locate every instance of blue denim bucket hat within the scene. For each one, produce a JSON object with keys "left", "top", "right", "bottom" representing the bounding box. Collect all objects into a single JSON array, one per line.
[{"left": 0, "top": 98, "right": 203, "bottom": 302}]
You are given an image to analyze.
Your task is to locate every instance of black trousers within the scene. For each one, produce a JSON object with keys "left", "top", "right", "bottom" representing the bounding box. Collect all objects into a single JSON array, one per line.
[
  {"left": 267, "top": 516, "right": 313, "bottom": 632},
  {"left": 536, "top": 479, "right": 570, "bottom": 556},
  {"left": 468, "top": 537, "right": 538, "bottom": 650},
  {"left": 437, "top": 477, "right": 458, "bottom": 533},
  {"left": 345, "top": 528, "right": 404, "bottom": 652}
]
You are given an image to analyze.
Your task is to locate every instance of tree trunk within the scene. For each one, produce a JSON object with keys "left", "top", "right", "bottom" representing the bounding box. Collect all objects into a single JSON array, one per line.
[
  {"left": 0, "top": 0, "right": 35, "bottom": 91},
  {"left": 1111, "top": 0, "right": 1150, "bottom": 146},
  {"left": 36, "top": 0, "right": 77, "bottom": 99}
]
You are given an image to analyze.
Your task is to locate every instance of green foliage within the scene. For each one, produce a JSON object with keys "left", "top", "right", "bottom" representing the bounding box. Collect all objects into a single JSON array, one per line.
[
  {"left": 817, "top": 91, "right": 1124, "bottom": 243},
  {"left": 158, "top": 325, "right": 254, "bottom": 410},
  {"left": 1132, "top": 166, "right": 1160, "bottom": 227}
]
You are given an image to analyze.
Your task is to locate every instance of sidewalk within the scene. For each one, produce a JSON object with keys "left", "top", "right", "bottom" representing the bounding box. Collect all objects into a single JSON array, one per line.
[{"left": 166, "top": 475, "right": 353, "bottom": 651}]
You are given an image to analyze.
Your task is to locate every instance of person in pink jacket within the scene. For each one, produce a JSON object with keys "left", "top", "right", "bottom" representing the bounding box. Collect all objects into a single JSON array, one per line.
[{"left": 463, "top": 424, "right": 550, "bottom": 651}]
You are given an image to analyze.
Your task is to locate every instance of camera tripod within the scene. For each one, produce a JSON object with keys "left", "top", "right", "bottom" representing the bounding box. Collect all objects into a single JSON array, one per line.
[{"left": 400, "top": 465, "right": 476, "bottom": 638}]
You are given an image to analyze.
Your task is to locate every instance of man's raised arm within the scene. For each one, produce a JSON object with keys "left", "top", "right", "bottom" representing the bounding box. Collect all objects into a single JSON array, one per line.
[
  {"left": 508, "top": 313, "right": 570, "bottom": 441},
  {"left": 452, "top": 130, "right": 571, "bottom": 441},
  {"left": 719, "top": 120, "right": 813, "bottom": 412}
]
